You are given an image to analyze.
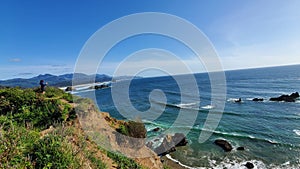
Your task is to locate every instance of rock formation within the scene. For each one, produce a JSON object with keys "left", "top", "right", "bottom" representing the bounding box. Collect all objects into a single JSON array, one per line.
[
  {"left": 252, "top": 98, "right": 264, "bottom": 101},
  {"left": 245, "top": 162, "right": 254, "bottom": 168},
  {"left": 270, "top": 92, "right": 299, "bottom": 102},
  {"left": 214, "top": 139, "right": 233, "bottom": 152},
  {"left": 154, "top": 133, "right": 188, "bottom": 156}
]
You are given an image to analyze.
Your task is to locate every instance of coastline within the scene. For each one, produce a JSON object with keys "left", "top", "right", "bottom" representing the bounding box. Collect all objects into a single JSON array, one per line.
[{"left": 162, "top": 155, "right": 190, "bottom": 169}]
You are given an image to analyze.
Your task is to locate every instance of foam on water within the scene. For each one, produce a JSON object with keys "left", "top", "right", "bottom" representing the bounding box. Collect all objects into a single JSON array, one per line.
[
  {"left": 166, "top": 154, "right": 268, "bottom": 169},
  {"left": 175, "top": 102, "right": 198, "bottom": 109},
  {"left": 201, "top": 105, "right": 215, "bottom": 110},
  {"left": 293, "top": 129, "right": 300, "bottom": 136}
]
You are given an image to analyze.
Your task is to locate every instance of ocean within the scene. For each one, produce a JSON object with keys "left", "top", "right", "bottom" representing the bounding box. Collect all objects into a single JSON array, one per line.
[{"left": 76, "top": 64, "right": 300, "bottom": 168}]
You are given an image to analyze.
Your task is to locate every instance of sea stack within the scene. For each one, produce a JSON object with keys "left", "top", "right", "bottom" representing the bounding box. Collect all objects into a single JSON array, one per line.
[{"left": 214, "top": 139, "right": 233, "bottom": 152}]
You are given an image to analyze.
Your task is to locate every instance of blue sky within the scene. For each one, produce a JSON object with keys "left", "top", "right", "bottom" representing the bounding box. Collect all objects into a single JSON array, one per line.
[{"left": 1, "top": 0, "right": 300, "bottom": 79}]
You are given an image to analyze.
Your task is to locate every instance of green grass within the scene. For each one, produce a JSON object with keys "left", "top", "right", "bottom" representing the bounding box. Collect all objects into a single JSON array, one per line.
[
  {"left": 31, "top": 134, "right": 79, "bottom": 169},
  {"left": 0, "top": 87, "right": 148, "bottom": 169},
  {"left": 0, "top": 87, "right": 75, "bottom": 130},
  {"left": 107, "top": 151, "right": 143, "bottom": 169}
]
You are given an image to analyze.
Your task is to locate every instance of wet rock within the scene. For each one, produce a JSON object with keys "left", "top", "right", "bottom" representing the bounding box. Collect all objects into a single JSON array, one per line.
[
  {"left": 94, "top": 84, "right": 109, "bottom": 90},
  {"left": 245, "top": 162, "right": 254, "bottom": 169},
  {"left": 235, "top": 98, "right": 242, "bottom": 103},
  {"left": 214, "top": 139, "right": 233, "bottom": 152},
  {"left": 153, "top": 127, "right": 160, "bottom": 132},
  {"left": 252, "top": 98, "right": 264, "bottom": 101},
  {"left": 270, "top": 92, "right": 299, "bottom": 102},
  {"left": 237, "top": 146, "right": 245, "bottom": 150}
]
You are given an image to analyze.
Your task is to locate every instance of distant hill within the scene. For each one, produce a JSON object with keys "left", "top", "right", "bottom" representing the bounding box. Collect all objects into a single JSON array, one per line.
[{"left": 0, "top": 73, "right": 112, "bottom": 88}]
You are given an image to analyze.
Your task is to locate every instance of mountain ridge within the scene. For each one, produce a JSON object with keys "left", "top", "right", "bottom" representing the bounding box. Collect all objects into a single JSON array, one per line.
[{"left": 0, "top": 73, "right": 112, "bottom": 88}]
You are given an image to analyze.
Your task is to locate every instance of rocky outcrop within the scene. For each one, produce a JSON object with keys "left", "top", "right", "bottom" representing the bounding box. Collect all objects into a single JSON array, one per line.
[
  {"left": 76, "top": 101, "right": 163, "bottom": 169},
  {"left": 270, "top": 92, "right": 299, "bottom": 102},
  {"left": 94, "top": 84, "right": 109, "bottom": 90},
  {"left": 153, "top": 127, "right": 160, "bottom": 132},
  {"left": 245, "top": 162, "right": 254, "bottom": 168},
  {"left": 237, "top": 146, "right": 245, "bottom": 151},
  {"left": 252, "top": 98, "right": 264, "bottom": 101},
  {"left": 214, "top": 139, "right": 233, "bottom": 152},
  {"left": 172, "top": 133, "right": 188, "bottom": 147},
  {"left": 154, "top": 136, "right": 177, "bottom": 156},
  {"left": 153, "top": 133, "right": 188, "bottom": 156}
]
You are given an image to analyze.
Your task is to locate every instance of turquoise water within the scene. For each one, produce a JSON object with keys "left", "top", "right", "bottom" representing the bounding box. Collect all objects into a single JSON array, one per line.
[{"left": 77, "top": 65, "right": 300, "bottom": 168}]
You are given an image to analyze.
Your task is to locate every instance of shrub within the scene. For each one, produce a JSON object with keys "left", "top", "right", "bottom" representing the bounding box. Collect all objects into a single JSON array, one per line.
[{"left": 117, "top": 121, "right": 146, "bottom": 138}]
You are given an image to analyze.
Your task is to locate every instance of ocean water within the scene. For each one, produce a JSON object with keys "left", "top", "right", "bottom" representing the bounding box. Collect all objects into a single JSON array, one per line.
[{"left": 76, "top": 65, "right": 300, "bottom": 168}]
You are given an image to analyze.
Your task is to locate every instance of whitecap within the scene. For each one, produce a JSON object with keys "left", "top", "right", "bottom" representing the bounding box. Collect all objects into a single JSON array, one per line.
[
  {"left": 293, "top": 129, "right": 300, "bottom": 136},
  {"left": 70, "top": 89, "right": 95, "bottom": 94},
  {"left": 176, "top": 102, "right": 198, "bottom": 109},
  {"left": 227, "top": 98, "right": 237, "bottom": 102},
  {"left": 201, "top": 105, "right": 215, "bottom": 110}
]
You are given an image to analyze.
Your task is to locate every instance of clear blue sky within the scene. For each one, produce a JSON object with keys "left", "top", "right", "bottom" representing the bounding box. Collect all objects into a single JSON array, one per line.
[{"left": 1, "top": 0, "right": 300, "bottom": 79}]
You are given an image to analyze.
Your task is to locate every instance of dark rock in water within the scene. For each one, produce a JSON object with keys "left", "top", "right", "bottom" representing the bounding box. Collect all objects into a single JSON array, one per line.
[
  {"left": 153, "top": 127, "right": 160, "bottom": 132},
  {"left": 252, "top": 98, "right": 264, "bottom": 101},
  {"left": 237, "top": 146, "right": 245, "bottom": 150},
  {"left": 270, "top": 92, "right": 299, "bottom": 102},
  {"left": 214, "top": 139, "right": 233, "bottom": 152},
  {"left": 245, "top": 162, "right": 254, "bottom": 169},
  {"left": 94, "top": 84, "right": 109, "bottom": 90},
  {"left": 235, "top": 98, "right": 242, "bottom": 103},
  {"left": 65, "top": 86, "right": 73, "bottom": 91},
  {"left": 172, "top": 133, "right": 188, "bottom": 147},
  {"left": 290, "top": 92, "right": 300, "bottom": 98}
]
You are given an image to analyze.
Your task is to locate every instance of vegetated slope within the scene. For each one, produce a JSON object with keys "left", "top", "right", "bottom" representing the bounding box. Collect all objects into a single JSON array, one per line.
[{"left": 0, "top": 87, "right": 162, "bottom": 169}]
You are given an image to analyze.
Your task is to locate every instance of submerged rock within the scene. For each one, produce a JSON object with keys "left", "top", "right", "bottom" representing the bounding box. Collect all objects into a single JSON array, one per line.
[
  {"left": 270, "top": 92, "right": 299, "bottom": 102},
  {"left": 245, "top": 162, "right": 254, "bottom": 168},
  {"left": 214, "top": 139, "right": 233, "bottom": 152}
]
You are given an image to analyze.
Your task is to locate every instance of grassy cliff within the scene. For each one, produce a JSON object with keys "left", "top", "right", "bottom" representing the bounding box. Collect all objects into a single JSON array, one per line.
[{"left": 0, "top": 87, "right": 161, "bottom": 169}]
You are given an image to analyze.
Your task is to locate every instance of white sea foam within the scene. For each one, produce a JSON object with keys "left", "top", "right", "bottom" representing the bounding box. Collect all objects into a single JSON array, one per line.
[
  {"left": 176, "top": 102, "right": 198, "bottom": 109},
  {"left": 227, "top": 98, "right": 242, "bottom": 103},
  {"left": 227, "top": 98, "right": 237, "bottom": 102},
  {"left": 293, "top": 129, "right": 300, "bottom": 136},
  {"left": 209, "top": 159, "right": 267, "bottom": 169},
  {"left": 70, "top": 89, "right": 95, "bottom": 94},
  {"left": 166, "top": 154, "right": 198, "bottom": 169},
  {"left": 166, "top": 154, "right": 268, "bottom": 169},
  {"left": 166, "top": 154, "right": 298, "bottom": 169},
  {"left": 201, "top": 105, "right": 215, "bottom": 110}
]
